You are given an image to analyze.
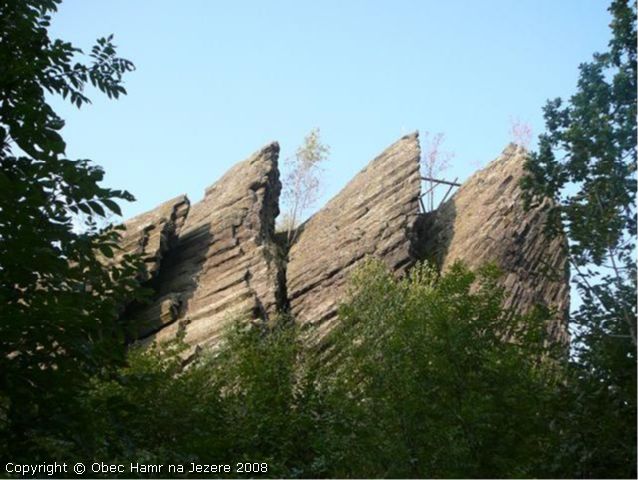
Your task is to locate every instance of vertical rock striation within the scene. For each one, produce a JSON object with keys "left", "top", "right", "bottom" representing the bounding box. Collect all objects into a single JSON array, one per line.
[
  {"left": 286, "top": 133, "right": 422, "bottom": 339},
  {"left": 417, "top": 143, "right": 569, "bottom": 342},
  {"left": 129, "top": 143, "right": 283, "bottom": 350}
]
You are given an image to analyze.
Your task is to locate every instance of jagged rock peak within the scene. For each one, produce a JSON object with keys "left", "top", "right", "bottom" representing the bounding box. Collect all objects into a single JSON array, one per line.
[
  {"left": 116, "top": 136, "right": 571, "bottom": 351},
  {"left": 417, "top": 143, "right": 570, "bottom": 343},
  {"left": 127, "top": 142, "right": 283, "bottom": 352},
  {"left": 286, "top": 132, "right": 422, "bottom": 341}
]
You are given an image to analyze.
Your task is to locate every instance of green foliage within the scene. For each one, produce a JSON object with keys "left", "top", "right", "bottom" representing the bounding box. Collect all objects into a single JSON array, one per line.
[
  {"left": 0, "top": 0, "right": 140, "bottom": 462},
  {"left": 74, "top": 321, "right": 315, "bottom": 478},
  {"left": 319, "top": 260, "right": 561, "bottom": 478},
  {"left": 14, "top": 255, "right": 629, "bottom": 477},
  {"left": 81, "top": 340, "right": 227, "bottom": 467},
  {"left": 280, "top": 128, "right": 330, "bottom": 247},
  {"left": 522, "top": 0, "right": 636, "bottom": 339},
  {"left": 522, "top": 0, "right": 637, "bottom": 476},
  {"left": 40, "top": 261, "right": 566, "bottom": 478},
  {"left": 210, "top": 321, "right": 304, "bottom": 473}
]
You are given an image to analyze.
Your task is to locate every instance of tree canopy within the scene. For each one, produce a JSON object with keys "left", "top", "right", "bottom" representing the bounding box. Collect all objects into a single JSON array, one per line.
[
  {"left": 280, "top": 128, "right": 330, "bottom": 246},
  {"left": 0, "top": 0, "right": 141, "bottom": 461},
  {"left": 522, "top": 0, "right": 637, "bottom": 475}
]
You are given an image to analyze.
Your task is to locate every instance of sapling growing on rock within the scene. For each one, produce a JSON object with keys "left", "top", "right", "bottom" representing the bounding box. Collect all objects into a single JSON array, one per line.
[{"left": 281, "top": 128, "right": 330, "bottom": 247}]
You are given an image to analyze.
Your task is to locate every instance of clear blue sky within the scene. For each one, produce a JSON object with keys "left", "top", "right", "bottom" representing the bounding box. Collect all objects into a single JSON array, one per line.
[{"left": 49, "top": 0, "right": 612, "bottom": 221}]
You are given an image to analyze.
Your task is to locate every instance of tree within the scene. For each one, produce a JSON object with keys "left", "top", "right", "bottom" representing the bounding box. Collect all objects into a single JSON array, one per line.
[
  {"left": 318, "top": 259, "right": 561, "bottom": 478},
  {"left": 280, "top": 128, "right": 329, "bottom": 246},
  {"left": 522, "top": 0, "right": 636, "bottom": 476},
  {"left": 78, "top": 320, "right": 316, "bottom": 477},
  {"left": 59, "top": 261, "right": 563, "bottom": 478},
  {"left": 0, "top": 0, "right": 140, "bottom": 461},
  {"left": 508, "top": 116, "right": 533, "bottom": 149}
]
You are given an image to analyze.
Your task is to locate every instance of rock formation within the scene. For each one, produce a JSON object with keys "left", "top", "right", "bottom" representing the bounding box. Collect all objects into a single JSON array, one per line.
[
  {"left": 117, "top": 135, "right": 569, "bottom": 351},
  {"left": 126, "top": 143, "right": 283, "bottom": 352},
  {"left": 286, "top": 133, "right": 421, "bottom": 339},
  {"left": 417, "top": 144, "right": 569, "bottom": 342},
  {"left": 113, "top": 195, "right": 190, "bottom": 282}
]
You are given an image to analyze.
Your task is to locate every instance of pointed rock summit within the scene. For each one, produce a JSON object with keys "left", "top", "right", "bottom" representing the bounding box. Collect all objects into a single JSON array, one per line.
[
  {"left": 417, "top": 143, "right": 569, "bottom": 342},
  {"left": 126, "top": 143, "right": 283, "bottom": 350},
  {"left": 286, "top": 133, "right": 422, "bottom": 338}
]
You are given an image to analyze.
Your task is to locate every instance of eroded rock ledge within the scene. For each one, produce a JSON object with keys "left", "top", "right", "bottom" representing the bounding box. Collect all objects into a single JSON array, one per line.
[
  {"left": 117, "top": 136, "right": 569, "bottom": 351},
  {"left": 113, "top": 194, "right": 190, "bottom": 282}
]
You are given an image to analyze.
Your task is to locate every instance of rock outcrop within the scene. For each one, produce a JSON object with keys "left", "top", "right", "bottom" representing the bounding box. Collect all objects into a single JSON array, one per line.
[
  {"left": 114, "top": 195, "right": 190, "bottom": 281},
  {"left": 417, "top": 144, "right": 569, "bottom": 341},
  {"left": 128, "top": 143, "right": 283, "bottom": 350},
  {"left": 117, "top": 135, "right": 570, "bottom": 351},
  {"left": 286, "top": 133, "right": 422, "bottom": 339}
]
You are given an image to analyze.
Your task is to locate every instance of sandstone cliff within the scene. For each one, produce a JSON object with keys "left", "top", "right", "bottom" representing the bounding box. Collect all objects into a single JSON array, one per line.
[
  {"left": 116, "top": 135, "right": 569, "bottom": 351},
  {"left": 287, "top": 133, "right": 421, "bottom": 339},
  {"left": 416, "top": 144, "right": 569, "bottom": 341},
  {"left": 112, "top": 195, "right": 190, "bottom": 282},
  {"left": 125, "top": 143, "right": 283, "bottom": 352}
]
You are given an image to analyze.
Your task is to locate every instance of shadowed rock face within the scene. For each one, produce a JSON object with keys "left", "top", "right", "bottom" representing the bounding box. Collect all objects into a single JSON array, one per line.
[
  {"left": 114, "top": 195, "right": 190, "bottom": 282},
  {"left": 286, "top": 133, "right": 422, "bottom": 339},
  {"left": 127, "top": 143, "right": 283, "bottom": 351},
  {"left": 417, "top": 144, "right": 570, "bottom": 342}
]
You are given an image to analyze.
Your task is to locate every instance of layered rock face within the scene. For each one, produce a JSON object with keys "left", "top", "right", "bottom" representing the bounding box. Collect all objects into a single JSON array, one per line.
[
  {"left": 127, "top": 143, "right": 283, "bottom": 351},
  {"left": 286, "top": 133, "right": 422, "bottom": 338},
  {"left": 417, "top": 144, "right": 569, "bottom": 342},
  {"left": 113, "top": 195, "right": 190, "bottom": 281},
  {"left": 118, "top": 136, "right": 569, "bottom": 351}
]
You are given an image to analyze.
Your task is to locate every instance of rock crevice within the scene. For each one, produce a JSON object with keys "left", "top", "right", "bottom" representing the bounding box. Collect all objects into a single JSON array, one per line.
[{"left": 125, "top": 143, "right": 284, "bottom": 351}]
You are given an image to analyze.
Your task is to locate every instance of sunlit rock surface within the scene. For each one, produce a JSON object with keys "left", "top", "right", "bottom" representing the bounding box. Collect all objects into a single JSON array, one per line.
[
  {"left": 417, "top": 144, "right": 569, "bottom": 342},
  {"left": 117, "top": 137, "right": 569, "bottom": 351},
  {"left": 127, "top": 143, "right": 283, "bottom": 350},
  {"left": 286, "top": 133, "right": 422, "bottom": 340}
]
